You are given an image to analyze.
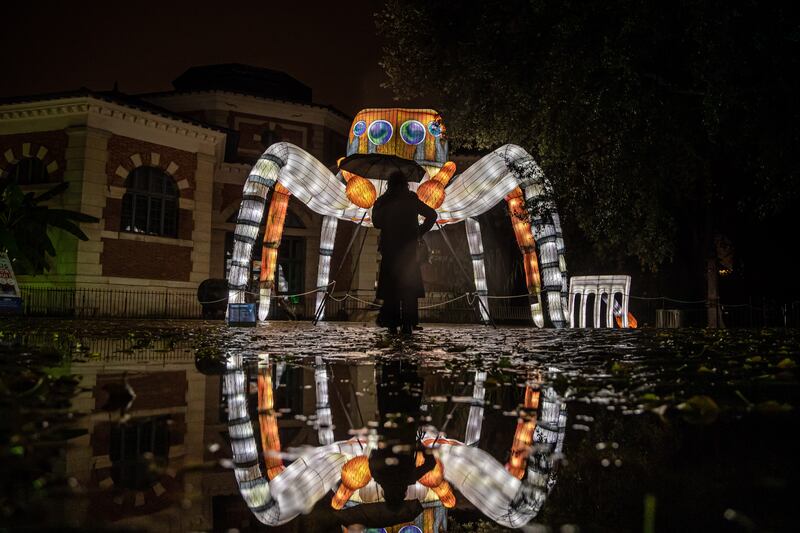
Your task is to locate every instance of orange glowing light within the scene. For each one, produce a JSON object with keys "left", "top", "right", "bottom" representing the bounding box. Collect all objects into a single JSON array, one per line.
[
  {"left": 417, "top": 180, "right": 445, "bottom": 209},
  {"left": 506, "top": 188, "right": 542, "bottom": 295},
  {"left": 615, "top": 312, "right": 639, "bottom": 329},
  {"left": 258, "top": 365, "right": 285, "bottom": 479},
  {"left": 417, "top": 161, "right": 456, "bottom": 209},
  {"left": 506, "top": 385, "right": 539, "bottom": 479},
  {"left": 345, "top": 175, "right": 377, "bottom": 208},
  {"left": 431, "top": 481, "right": 456, "bottom": 508},
  {"left": 418, "top": 459, "right": 444, "bottom": 487},
  {"left": 260, "top": 184, "right": 290, "bottom": 285},
  {"left": 332, "top": 455, "right": 372, "bottom": 510}
]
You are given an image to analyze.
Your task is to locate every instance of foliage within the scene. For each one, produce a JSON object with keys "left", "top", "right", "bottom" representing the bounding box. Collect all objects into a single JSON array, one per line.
[
  {"left": 0, "top": 180, "right": 99, "bottom": 274},
  {"left": 377, "top": 0, "right": 800, "bottom": 272}
]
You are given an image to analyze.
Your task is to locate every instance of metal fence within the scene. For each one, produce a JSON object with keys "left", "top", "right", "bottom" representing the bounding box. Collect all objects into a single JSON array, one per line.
[
  {"left": 16, "top": 285, "right": 800, "bottom": 328},
  {"left": 19, "top": 286, "right": 203, "bottom": 319}
]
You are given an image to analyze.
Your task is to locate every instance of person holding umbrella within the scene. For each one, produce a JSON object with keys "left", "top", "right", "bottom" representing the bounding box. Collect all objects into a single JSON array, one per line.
[{"left": 371, "top": 170, "right": 437, "bottom": 335}]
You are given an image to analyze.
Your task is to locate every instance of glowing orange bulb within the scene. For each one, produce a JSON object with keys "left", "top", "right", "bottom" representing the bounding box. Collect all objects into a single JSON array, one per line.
[
  {"left": 432, "top": 161, "right": 456, "bottom": 184},
  {"left": 331, "top": 455, "right": 372, "bottom": 510},
  {"left": 341, "top": 455, "right": 371, "bottom": 489},
  {"left": 417, "top": 180, "right": 445, "bottom": 209},
  {"left": 345, "top": 175, "right": 377, "bottom": 208}
]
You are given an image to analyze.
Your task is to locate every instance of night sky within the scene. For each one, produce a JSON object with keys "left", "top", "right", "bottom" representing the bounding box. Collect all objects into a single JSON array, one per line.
[{"left": 2, "top": 1, "right": 397, "bottom": 116}]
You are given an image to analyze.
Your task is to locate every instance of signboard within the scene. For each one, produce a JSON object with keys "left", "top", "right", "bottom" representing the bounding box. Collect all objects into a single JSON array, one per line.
[{"left": 0, "top": 251, "right": 22, "bottom": 314}]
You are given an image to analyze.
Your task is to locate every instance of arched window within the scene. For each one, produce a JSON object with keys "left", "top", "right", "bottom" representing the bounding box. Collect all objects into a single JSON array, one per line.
[
  {"left": 5, "top": 157, "right": 49, "bottom": 185},
  {"left": 121, "top": 167, "right": 178, "bottom": 237}
]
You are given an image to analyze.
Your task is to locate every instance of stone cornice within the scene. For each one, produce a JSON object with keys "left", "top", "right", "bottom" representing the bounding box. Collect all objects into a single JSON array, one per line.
[
  {"left": 0, "top": 96, "right": 224, "bottom": 145},
  {"left": 145, "top": 90, "right": 352, "bottom": 132}
]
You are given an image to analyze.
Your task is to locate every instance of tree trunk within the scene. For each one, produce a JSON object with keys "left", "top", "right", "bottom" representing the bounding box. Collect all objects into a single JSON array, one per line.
[
  {"left": 706, "top": 254, "right": 721, "bottom": 328},
  {"left": 705, "top": 208, "right": 723, "bottom": 328}
]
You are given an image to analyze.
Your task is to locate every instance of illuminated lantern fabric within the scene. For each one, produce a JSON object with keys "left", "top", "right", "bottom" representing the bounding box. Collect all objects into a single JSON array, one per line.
[
  {"left": 258, "top": 183, "right": 290, "bottom": 321},
  {"left": 464, "top": 219, "right": 489, "bottom": 323},
  {"left": 506, "top": 188, "right": 544, "bottom": 327},
  {"left": 347, "top": 108, "right": 447, "bottom": 166},
  {"left": 258, "top": 363, "right": 285, "bottom": 480},
  {"left": 417, "top": 161, "right": 456, "bottom": 209},
  {"left": 505, "top": 385, "right": 539, "bottom": 479},
  {"left": 228, "top": 119, "right": 570, "bottom": 328},
  {"left": 343, "top": 170, "right": 377, "bottom": 208},
  {"left": 314, "top": 216, "right": 338, "bottom": 323},
  {"left": 332, "top": 455, "right": 372, "bottom": 509},
  {"left": 225, "top": 349, "right": 568, "bottom": 529}
]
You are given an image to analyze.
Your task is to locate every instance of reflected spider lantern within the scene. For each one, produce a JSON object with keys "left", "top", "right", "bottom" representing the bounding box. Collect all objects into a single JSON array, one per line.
[
  {"left": 223, "top": 354, "right": 567, "bottom": 529},
  {"left": 227, "top": 108, "right": 569, "bottom": 327}
]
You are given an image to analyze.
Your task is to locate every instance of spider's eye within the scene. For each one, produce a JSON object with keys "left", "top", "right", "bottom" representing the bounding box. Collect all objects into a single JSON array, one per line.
[
  {"left": 399, "top": 120, "right": 426, "bottom": 145},
  {"left": 427, "top": 121, "right": 443, "bottom": 137},
  {"left": 353, "top": 120, "right": 367, "bottom": 137},
  {"left": 367, "top": 120, "right": 393, "bottom": 145}
]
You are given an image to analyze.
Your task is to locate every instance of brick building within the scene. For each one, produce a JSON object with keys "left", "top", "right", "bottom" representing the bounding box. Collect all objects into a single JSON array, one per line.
[{"left": 0, "top": 64, "right": 364, "bottom": 316}]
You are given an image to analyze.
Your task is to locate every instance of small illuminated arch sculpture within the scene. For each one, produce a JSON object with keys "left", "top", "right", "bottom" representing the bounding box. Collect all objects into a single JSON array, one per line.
[{"left": 227, "top": 108, "right": 569, "bottom": 327}]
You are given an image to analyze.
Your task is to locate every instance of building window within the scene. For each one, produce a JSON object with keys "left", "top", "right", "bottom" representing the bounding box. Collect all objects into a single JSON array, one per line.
[
  {"left": 278, "top": 236, "right": 305, "bottom": 295},
  {"left": 121, "top": 167, "right": 178, "bottom": 237},
  {"left": 5, "top": 157, "right": 49, "bottom": 185},
  {"left": 110, "top": 416, "right": 170, "bottom": 490}
]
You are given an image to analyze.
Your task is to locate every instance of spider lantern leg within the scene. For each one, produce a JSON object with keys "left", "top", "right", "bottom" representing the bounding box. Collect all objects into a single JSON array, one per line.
[
  {"left": 258, "top": 358, "right": 285, "bottom": 480},
  {"left": 314, "top": 216, "right": 338, "bottom": 320},
  {"left": 464, "top": 370, "right": 487, "bottom": 446},
  {"left": 464, "top": 218, "right": 490, "bottom": 323},
  {"left": 525, "top": 184, "right": 567, "bottom": 328},
  {"left": 506, "top": 188, "right": 545, "bottom": 328},
  {"left": 314, "top": 356, "right": 334, "bottom": 445},
  {"left": 259, "top": 183, "right": 291, "bottom": 321},
  {"left": 227, "top": 155, "right": 281, "bottom": 308}
]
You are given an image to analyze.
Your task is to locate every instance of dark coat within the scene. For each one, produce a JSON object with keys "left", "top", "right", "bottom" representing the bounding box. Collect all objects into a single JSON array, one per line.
[{"left": 372, "top": 188, "right": 437, "bottom": 300}]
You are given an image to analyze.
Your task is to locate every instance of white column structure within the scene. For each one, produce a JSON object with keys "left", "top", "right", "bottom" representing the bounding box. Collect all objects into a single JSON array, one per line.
[
  {"left": 568, "top": 275, "right": 631, "bottom": 328},
  {"left": 314, "top": 216, "right": 338, "bottom": 319},
  {"left": 314, "top": 356, "right": 334, "bottom": 446},
  {"left": 464, "top": 370, "right": 487, "bottom": 446},
  {"left": 464, "top": 218, "right": 490, "bottom": 323}
]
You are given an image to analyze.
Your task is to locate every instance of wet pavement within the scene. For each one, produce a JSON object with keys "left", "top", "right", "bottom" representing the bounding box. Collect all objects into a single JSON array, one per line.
[{"left": 1, "top": 319, "right": 799, "bottom": 532}]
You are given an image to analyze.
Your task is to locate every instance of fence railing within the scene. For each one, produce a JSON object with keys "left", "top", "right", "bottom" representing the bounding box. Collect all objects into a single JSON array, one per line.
[
  {"left": 17, "top": 285, "right": 800, "bottom": 328},
  {"left": 19, "top": 286, "right": 203, "bottom": 319}
]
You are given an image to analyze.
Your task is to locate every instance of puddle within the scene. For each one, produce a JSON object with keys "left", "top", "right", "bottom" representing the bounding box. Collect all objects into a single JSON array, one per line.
[{"left": 1, "top": 319, "right": 798, "bottom": 531}]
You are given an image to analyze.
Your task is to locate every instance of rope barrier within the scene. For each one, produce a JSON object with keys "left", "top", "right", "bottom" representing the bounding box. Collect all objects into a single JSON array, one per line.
[
  {"left": 198, "top": 282, "right": 336, "bottom": 305},
  {"left": 203, "top": 283, "right": 768, "bottom": 314},
  {"left": 419, "top": 293, "right": 470, "bottom": 309}
]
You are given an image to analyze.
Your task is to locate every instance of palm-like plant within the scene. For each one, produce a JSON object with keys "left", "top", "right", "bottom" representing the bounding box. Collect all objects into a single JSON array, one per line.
[{"left": 0, "top": 180, "right": 99, "bottom": 274}]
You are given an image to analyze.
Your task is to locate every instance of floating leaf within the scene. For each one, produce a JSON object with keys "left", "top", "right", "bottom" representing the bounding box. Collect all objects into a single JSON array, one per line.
[
  {"left": 677, "top": 395, "right": 719, "bottom": 425},
  {"left": 755, "top": 401, "right": 793, "bottom": 414}
]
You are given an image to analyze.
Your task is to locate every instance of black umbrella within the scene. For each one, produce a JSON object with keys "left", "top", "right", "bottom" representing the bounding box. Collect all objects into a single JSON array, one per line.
[{"left": 339, "top": 153, "right": 427, "bottom": 183}]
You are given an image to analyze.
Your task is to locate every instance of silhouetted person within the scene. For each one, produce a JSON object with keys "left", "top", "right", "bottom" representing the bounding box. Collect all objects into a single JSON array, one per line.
[
  {"left": 372, "top": 171, "right": 437, "bottom": 335},
  {"left": 369, "top": 359, "right": 435, "bottom": 510}
]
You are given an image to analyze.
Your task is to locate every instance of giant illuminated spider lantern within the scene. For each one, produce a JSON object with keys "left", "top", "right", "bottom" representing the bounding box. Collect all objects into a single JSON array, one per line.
[{"left": 227, "top": 108, "right": 569, "bottom": 327}]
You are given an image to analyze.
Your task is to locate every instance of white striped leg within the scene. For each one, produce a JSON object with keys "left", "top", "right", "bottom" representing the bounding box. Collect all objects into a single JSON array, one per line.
[
  {"left": 314, "top": 216, "right": 338, "bottom": 321},
  {"left": 227, "top": 142, "right": 351, "bottom": 314},
  {"left": 314, "top": 356, "right": 334, "bottom": 445},
  {"left": 465, "top": 218, "right": 490, "bottom": 323},
  {"left": 464, "top": 370, "right": 487, "bottom": 446}
]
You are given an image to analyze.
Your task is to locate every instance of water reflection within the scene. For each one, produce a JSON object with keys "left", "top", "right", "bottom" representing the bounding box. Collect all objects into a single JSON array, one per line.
[
  {"left": 6, "top": 321, "right": 796, "bottom": 531},
  {"left": 224, "top": 352, "right": 567, "bottom": 530}
]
